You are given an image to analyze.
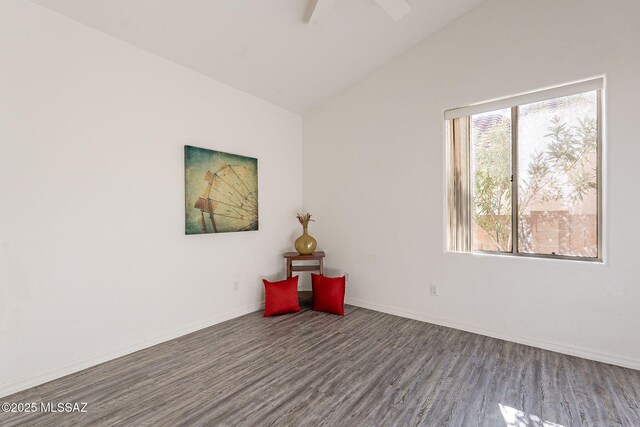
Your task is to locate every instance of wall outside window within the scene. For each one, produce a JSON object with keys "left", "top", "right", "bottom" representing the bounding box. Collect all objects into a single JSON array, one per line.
[{"left": 303, "top": 0, "right": 640, "bottom": 368}]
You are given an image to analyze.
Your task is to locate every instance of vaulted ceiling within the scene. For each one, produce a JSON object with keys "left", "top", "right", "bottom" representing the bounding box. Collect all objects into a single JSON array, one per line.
[{"left": 29, "top": 0, "right": 482, "bottom": 113}]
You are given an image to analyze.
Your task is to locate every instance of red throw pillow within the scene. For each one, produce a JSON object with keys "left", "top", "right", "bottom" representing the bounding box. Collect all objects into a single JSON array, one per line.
[
  {"left": 263, "top": 276, "right": 301, "bottom": 317},
  {"left": 312, "top": 274, "right": 346, "bottom": 316}
]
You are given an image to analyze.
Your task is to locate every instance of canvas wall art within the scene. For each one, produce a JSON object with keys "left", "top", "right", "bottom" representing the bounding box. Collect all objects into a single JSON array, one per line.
[{"left": 184, "top": 145, "right": 258, "bottom": 234}]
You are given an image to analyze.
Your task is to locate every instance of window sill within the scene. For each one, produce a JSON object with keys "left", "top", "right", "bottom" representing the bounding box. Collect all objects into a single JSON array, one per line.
[{"left": 447, "top": 250, "right": 604, "bottom": 264}]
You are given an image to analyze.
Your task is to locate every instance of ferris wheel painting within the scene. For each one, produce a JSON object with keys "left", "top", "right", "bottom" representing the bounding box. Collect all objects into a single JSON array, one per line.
[{"left": 184, "top": 145, "right": 258, "bottom": 234}]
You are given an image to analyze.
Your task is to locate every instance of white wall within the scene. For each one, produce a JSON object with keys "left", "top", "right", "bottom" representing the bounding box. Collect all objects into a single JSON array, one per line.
[
  {"left": 0, "top": 0, "right": 301, "bottom": 396},
  {"left": 303, "top": 0, "right": 640, "bottom": 368}
]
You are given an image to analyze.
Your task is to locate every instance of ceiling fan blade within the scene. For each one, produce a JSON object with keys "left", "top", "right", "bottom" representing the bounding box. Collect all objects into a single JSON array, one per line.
[
  {"left": 373, "top": 0, "right": 412, "bottom": 21},
  {"left": 305, "top": 0, "right": 338, "bottom": 25}
]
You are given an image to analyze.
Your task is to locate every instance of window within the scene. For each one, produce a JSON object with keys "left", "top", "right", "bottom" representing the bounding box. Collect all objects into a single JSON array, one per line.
[{"left": 446, "top": 79, "right": 602, "bottom": 261}]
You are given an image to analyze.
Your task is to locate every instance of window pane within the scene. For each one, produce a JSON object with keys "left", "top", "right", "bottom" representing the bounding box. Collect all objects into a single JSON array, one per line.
[
  {"left": 517, "top": 92, "right": 598, "bottom": 257},
  {"left": 471, "top": 108, "right": 512, "bottom": 252}
]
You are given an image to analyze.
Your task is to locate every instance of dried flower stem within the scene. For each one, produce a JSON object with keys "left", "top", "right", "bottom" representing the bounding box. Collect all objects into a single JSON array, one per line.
[{"left": 296, "top": 212, "right": 315, "bottom": 228}]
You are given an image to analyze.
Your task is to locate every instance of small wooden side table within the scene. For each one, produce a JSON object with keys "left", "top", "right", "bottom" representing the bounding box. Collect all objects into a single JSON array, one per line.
[
  {"left": 284, "top": 251, "right": 325, "bottom": 278},
  {"left": 284, "top": 251, "right": 325, "bottom": 306}
]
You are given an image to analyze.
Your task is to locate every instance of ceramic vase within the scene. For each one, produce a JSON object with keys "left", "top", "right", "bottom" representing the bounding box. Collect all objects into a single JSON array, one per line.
[{"left": 295, "top": 226, "right": 317, "bottom": 255}]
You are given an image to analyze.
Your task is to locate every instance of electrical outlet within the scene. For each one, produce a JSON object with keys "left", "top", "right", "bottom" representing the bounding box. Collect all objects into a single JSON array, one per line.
[
  {"left": 233, "top": 280, "right": 239, "bottom": 292},
  {"left": 345, "top": 273, "right": 350, "bottom": 282},
  {"left": 430, "top": 284, "right": 438, "bottom": 296}
]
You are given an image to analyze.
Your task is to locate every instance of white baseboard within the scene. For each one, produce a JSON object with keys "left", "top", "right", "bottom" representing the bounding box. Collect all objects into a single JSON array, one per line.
[
  {"left": 0, "top": 301, "right": 263, "bottom": 398},
  {"left": 345, "top": 296, "right": 640, "bottom": 371}
]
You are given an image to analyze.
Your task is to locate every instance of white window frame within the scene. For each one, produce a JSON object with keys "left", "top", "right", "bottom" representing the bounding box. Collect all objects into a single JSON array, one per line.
[{"left": 445, "top": 78, "right": 604, "bottom": 262}]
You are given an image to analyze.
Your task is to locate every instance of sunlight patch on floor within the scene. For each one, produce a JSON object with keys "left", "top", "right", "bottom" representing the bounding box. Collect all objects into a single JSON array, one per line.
[{"left": 499, "top": 403, "right": 565, "bottom": 427}]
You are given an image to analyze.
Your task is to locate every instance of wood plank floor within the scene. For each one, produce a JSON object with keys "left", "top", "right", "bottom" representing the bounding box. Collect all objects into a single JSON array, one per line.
[{"left": 2, "top": 306, "right": 640, "bottom": 426}]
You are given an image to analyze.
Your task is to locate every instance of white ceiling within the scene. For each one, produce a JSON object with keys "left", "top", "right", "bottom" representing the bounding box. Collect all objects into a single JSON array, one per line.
[{"left": 29, "top": 0, "right": 482, "bottom": 113}]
